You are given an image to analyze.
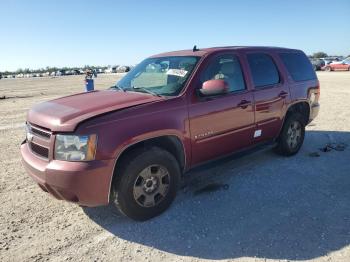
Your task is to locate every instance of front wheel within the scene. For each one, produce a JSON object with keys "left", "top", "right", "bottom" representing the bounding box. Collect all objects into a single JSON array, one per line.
[
  {"left": 112, "top": 147, "right": 180, "bottom": 221},
  {"left": 275, "top": 113, "right": 305, "bottom": 156}
]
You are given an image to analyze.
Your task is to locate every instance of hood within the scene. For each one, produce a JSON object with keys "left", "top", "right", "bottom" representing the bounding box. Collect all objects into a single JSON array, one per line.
[{"left": 27, "top": 90, "right": 163, "bottom": 132}]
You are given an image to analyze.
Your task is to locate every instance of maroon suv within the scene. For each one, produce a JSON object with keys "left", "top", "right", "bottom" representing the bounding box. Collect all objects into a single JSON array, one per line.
[{"left": 21, "top": 46, "right": 320, "bottom": 221}]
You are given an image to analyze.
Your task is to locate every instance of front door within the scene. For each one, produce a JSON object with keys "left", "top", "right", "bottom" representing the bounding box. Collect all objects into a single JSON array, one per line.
[{"left": 188, "top": 53, "right": 255, "bottom": 166}]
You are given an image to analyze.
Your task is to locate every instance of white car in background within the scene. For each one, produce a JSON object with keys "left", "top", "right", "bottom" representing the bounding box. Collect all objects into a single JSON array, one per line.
[{"left": 105, "top": 66, "right": 119, "bottom": 73}]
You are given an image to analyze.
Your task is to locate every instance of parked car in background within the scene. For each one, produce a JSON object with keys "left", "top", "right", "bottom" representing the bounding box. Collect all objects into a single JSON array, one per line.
[
  {"left": 320, "top": 56, "right": 344, "bottom": 66},
  {"left": 105, "top": 66, "right": 118, "bottom": 73},
  {"left": 116, "top": 65, "right": 131, "bottom": 73},
  {"left": 56, "top": 70, "right": 66, "bottom": 76},
  {"left": 94, "top": 68, "right": 103, "bottom": 74},
  {"left": 310, "top": 58, "right": 325, "bottom": 71},
  {"left": 322, "top": 57, "right": 350, "bottom": 71},
  {"left": 21, "top": 46, "right": 320, "bottom": 221},
  {"left": 320, "top": 58, "right": 332, "bottom": 65}
]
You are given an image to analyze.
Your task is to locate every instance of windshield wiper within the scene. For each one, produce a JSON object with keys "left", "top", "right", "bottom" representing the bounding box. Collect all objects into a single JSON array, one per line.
[
  {"left": 109, "top": 85, "right": 125, "bottom": 92},
  {"left": 132, "top": 86, "right": 162, "bottom": 97}
]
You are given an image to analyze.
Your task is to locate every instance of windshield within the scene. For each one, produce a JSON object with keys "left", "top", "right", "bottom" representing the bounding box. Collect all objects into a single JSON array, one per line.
[{"left": 115, "top": 56, "right": 199, "bottom": 96}]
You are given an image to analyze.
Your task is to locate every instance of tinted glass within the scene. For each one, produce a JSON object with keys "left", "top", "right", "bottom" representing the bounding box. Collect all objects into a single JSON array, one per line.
[
  {"left": 201, "top": 55, "right": 245, "bottom": 92},
  {"left": 247, "top": 53, "right": 280, "bottom": 87},
  {"left": 280, "top": 52, "right": 316, "bottom": 82}
]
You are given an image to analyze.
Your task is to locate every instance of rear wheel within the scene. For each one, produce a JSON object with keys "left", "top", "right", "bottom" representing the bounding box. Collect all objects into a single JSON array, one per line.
[
  {"left": 112, "top": 147, "right": 180, "bottom": 221},
  {"left": 275, "top": 113, "right": 305, "bottom": 156}
]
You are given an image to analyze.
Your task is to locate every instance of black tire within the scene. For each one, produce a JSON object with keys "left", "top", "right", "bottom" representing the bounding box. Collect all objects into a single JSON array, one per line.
[
  {"left": 275, "top": 113, "right": 305, "bottom": 156},
  {"left": 325, "top": 66, "right": 332, "bottom": 72},
  {"left": 112, "top": 147, "right": 180, "bottom": 221}
]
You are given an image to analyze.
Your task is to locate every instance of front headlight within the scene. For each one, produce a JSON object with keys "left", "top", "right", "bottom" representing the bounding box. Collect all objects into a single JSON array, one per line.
[{"left": 54, "top": 134, "right": 97, "bottom": 161}]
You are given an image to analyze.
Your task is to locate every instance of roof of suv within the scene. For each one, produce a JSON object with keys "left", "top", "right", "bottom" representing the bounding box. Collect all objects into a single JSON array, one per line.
[{"left": 151, "top": 46, "right": 300, "bottom": 58}]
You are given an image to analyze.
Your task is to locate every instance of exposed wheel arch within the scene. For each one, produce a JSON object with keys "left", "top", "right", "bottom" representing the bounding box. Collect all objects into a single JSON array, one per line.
[
  {"left": 277, "top": 101, "right": 310, "bottom": 140},
  {"left": 108, "top": 135, "right": 186, "bottom": 202},
  {"left": 285, "top": 101, "right": 310, "bottom": 126}
]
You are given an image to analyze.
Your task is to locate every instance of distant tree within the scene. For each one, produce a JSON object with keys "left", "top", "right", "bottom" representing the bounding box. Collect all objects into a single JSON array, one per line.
[
  {"left": 312, "top": 52, "right": 328, "bottom": 58},
  {"left": 49, "top": 67, "right": 58, "bottom": 73}
]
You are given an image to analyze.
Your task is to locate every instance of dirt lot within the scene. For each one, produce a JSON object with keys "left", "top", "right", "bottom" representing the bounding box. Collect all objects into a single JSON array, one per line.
[{"left": 0, "top": 72, "right": 349, "bottom": 262}]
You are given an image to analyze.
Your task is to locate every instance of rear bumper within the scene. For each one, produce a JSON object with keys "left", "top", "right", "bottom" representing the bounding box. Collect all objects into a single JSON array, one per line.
[
  {"left": 309, "top": 102, "right": 320, "bottom": 123},
  {"left": 20, "top": 142, "right": 115, "bottom": 207}
]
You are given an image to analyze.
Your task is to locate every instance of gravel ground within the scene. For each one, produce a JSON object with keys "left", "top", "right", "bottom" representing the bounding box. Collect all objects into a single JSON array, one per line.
[{"left": 0, "top": 72, "right": 349, "bottom": 262}]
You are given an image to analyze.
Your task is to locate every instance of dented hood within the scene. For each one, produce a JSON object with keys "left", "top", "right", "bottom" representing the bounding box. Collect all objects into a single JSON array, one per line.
[{"left": 27, "top": 90, "right": 163, "bottom": 132}]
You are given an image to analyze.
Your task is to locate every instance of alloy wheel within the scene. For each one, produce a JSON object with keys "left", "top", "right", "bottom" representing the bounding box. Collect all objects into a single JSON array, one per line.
[
  {"left": 133, "top": 165, "right": 170, "bottom": 207},
  {"left": 286, "top": 121, "right": 302, "bottom": 149}
]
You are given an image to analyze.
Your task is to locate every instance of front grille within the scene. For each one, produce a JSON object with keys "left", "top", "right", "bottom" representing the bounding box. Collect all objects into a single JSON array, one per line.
[
  {"left": 29, "top": 142, "right": 49, "bottom": 159},
  {"left": 29, "top": 124, "right": 51, "bottom": 139},
  {"left": 26, "top": 123, "right": 52, "bottom": 159}
]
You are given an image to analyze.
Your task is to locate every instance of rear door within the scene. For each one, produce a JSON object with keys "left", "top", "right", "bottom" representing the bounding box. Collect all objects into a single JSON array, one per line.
[
  {"left": 188, "top": 52, "right": 255, "bottom": 166},
  {"left": 244, "top": 52, "right": 290, "bottom": 143}
]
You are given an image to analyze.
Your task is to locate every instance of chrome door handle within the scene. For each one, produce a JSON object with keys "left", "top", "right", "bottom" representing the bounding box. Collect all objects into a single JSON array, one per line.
[
  {"left": 279, "top": 91, "right": 288, "bottom": 98},
  {"left": 238, "top": 100, "right": 251, "bottom": 109}
]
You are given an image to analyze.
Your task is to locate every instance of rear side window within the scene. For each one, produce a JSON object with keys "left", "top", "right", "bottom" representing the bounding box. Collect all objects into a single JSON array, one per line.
[
  {"left": 247, "top": 53, "right": 280, "bottom": 88},
  {"left": 279, "top": 52, "right": 316, "bottom": 82}
]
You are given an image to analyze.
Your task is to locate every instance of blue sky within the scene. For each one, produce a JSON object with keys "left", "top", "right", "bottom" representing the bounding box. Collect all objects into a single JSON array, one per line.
[{"left": 1, "top": 0, "right": 349, "bottom": 71}]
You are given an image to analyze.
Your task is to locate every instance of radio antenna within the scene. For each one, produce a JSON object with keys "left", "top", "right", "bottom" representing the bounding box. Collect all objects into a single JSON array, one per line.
[{"left": 193, "top": 45, "right": 199, "bottom": 52}]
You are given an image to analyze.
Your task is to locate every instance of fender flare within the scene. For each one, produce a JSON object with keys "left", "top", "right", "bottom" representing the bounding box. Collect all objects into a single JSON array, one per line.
[
  {"left": 107, "top": 132, "right": 187, "bottom": 202},
  {"left": 277, "top": 100, "right": 311, "bottom": 137}
]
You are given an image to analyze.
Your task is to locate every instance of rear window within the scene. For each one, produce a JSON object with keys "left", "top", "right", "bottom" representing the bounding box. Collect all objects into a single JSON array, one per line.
[
  {"left": 247, "top": 53, "right": 280, "bottom": 88},
  {"left": 279, "top": 52, "right": 316, "bottom": 82}
]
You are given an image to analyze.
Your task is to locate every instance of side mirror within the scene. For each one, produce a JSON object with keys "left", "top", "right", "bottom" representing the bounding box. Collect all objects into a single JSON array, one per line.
[{"left": 199, "top": 79, "right": 228, "bottom": 96}]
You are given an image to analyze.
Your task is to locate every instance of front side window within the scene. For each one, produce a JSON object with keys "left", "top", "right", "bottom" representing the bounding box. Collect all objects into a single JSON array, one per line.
[
  {"left": 247, "top": 53, "right": 280, "bottom": 88},
  {"left": 201, "top": 54, "right": 246, "bottom": 92},
  {"left": 116, "top": 56, "right": 199, "bottom": 96}
]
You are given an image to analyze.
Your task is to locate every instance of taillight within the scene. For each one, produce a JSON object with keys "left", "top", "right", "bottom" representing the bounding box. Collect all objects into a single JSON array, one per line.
[{"left": 309, "top": 81, "right": 320, "bottom": 104}]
